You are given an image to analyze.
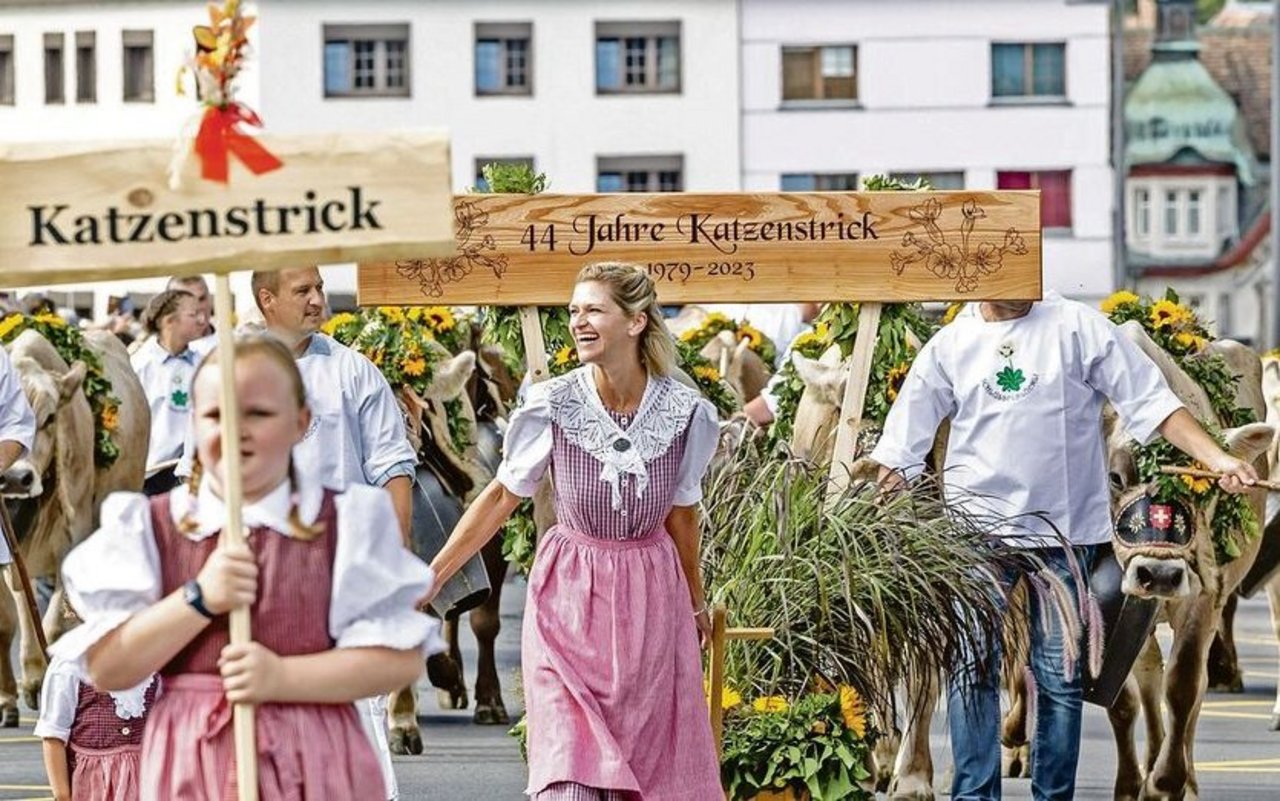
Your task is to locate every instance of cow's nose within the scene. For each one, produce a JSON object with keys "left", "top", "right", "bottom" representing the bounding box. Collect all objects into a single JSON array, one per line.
[
  {"left": 1, "top": 466, "right": 36, "bottom": 494},
  {"left": 1136, "top": 562, "right": 1185, "bottom": 595}
]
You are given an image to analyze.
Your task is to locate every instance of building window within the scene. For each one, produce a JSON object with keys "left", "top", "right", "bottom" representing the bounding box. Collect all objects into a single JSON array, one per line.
[
  {"left": 888, "top": 171, "right": 966, "bottom": 190},
  {"left": 597, "top": 155, "right": 683, "bottom": 192},
  {"left": 1216, "top": 185, "right": 1234, "bottom": 237},
  {"left": 75, "top": 31, "right": 95, "bottom": 103},
  {"left": 323, "top": 24, "right": 411, "bottom": 97},
  {"left": 780, "top": 173, "right": 859, "bottom": 191},
  {"left": 1186, "top": 189, "right": 1201, "bottom": 235},
  {"left": 781, "top": 45, "right": 857, "bottom": 102},
  {"left": 122, "top": 30, "right": 154, "bottom": 102},
  {"left": 1164, "top": 189, "right": 1179, "bottom": 235},
  {"left": 991, "top": 42, "right": 1065, "bottom": 100},
  {"left": 1217, "top": 292, "right": 1232, "bottom": 335},
  {"left": 44, "top": 33, "right": 65, "bottom": 104},
  {"left": 595, "top": 22, "right": 680, "bottom": 94},
  {"left": 997, "top": 170, "right": 1072, "bottom": 229},
  {"left": 473, "top": 156, "right": 535, "bottom": 191},
  {"left": 1134, "top": 187, "right": 1151, "bottom": 237},
  {"left": 475, "top": 22, "right": 531, "bottom": 96},
  {"left": 0, "top": 35, "right": 15, "bottom": 106}
]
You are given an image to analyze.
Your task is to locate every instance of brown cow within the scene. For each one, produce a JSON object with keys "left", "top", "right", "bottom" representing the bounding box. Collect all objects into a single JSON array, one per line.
[
  {"left": 0, "top": 328, "right": 147, "bottom": 720},
  {"left": 386, "top": 338, "right": 521, "bottom": 755},
  {"left": 1104, "top": 321, "right": 1273, "bottom": 801}
]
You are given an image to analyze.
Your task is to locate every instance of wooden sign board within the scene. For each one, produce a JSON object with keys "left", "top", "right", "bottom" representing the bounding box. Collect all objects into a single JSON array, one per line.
[
  {"left": 358, "top": 190, "right": 1042, "bottom": 306},
  {"left": 0, "top": 131, "right": 454, "bottom": 287}
]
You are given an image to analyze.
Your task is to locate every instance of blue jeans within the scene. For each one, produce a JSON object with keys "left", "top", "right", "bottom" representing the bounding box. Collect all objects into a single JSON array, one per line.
[{"left": 948, "top": 546, "right": 1096, "bottom": 801}]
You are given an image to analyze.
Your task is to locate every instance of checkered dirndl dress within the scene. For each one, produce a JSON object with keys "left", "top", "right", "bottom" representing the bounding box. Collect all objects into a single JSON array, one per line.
[
  {"left": 513, "top": 369, "right": 722, "bottom": 801},
  {"left": 139, "top": 490, "right": 385, "bottom": 801},
  {"left": 64, "top": 676, "right": 158, "bottom": 801}
]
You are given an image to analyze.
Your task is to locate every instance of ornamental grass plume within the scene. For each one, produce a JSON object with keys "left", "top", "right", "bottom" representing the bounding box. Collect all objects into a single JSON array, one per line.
[{"left": 699, "top": 445, "right": 1076, "bottom": 711}]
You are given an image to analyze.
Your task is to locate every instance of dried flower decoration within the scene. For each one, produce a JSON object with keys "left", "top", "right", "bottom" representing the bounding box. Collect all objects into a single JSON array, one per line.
[{"left": 170, "top": 1, "right": 281, "bottom": 187}]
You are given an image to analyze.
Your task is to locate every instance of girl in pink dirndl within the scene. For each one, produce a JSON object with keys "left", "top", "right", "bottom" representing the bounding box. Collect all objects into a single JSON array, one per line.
[
  {"left": 430, "top": 263, "right": 723, "bottom": 800},
  {"left": 51, "top": 333, "right": 443, "bottom": 801},
  {"left": 37, "top": 652, "right": 158, "bottom": 801}
]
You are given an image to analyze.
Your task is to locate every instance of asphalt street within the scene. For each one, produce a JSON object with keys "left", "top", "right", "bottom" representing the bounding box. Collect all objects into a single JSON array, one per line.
[{"left": 2, "top": 579, "right": 1277, "bottom": 800}]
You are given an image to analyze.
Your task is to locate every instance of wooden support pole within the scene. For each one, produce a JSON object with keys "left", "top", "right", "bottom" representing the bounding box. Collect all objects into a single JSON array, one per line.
[
  {"left": 826, "top": 303, "right": 883, "bottom": 503},
  {"left": 708, "top": 604, "right": 728, "bottom": 757},
  {"left": 214, "top": 275, "right": 258, "bottom": 801},
  {"left": 707, "top": 602, "right": 775, "bottom": 757},
  {"left": 519, "top": 306, "right": 551, "bottom": 385}
]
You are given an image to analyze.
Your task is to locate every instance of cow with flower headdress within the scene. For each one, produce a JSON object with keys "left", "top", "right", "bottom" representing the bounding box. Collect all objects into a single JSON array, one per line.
[
  {"left": 1094, "top": 290, "right": 1271, "bottom": 800},
  {"left": 0, "top": 314, "right": 148, "bottom": 722}
]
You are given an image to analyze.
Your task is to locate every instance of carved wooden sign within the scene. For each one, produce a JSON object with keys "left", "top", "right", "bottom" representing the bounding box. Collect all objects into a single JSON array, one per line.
[
  {"left": 0, "top": 131, "right": 454, "bottom": 286},
  {"left": 358, "top": 191, "right": 1042, "bottom": 305}
]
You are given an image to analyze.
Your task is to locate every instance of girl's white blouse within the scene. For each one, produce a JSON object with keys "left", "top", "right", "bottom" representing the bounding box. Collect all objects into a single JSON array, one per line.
[
  {"left": 51, "top": 479, "right": 446, "bottom": 668},
  {"left": 34, "top": 654, "right": 157, "bottom": 742}
]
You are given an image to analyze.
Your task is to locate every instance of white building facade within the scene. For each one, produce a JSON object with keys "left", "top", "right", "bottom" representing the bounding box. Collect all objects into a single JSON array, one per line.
[
  {"left": 0, "top": 0, "right": 742, "bottom": 313},
  {"left": 740, "top": 0, "right": 1116, "bottom": 300},
  {"left": 1, "top": 0, "right": 1121, "bottom": 311}
]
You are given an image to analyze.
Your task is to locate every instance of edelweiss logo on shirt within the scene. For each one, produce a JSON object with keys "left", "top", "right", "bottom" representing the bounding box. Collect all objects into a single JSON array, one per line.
[{"left": 982, "top": 341, "right": 1039, "bottom": 401}]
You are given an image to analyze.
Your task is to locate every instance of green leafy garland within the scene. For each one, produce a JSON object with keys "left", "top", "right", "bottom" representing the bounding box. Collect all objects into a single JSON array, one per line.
[
  {"left": 1101, "top": 288, "right": 1259, "bottom": 563},
  {"left": 766, "top": 303, "right": 936, "bottom": 451},
  {"left": 0, "top": 312, "right": 120, "bottom": 467},
  {"left": 677, "top": 311, "right": 778, "bottom": 367},
  {"left": 322, "top": 306, "right": 474, "bottom": 454},
  {"left": 1134, "top": 436, "right": 1257, "bottom": 563}
]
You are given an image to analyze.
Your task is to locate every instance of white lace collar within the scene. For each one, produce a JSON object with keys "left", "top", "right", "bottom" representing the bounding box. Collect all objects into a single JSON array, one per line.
[
  {"left": 109, "top": 673, "right": 157, "bottom": 720},
  {"left": 169, "top": 477, "right": 325, "bottom": 541},
  {"left": 546, "top": 367, "right": 700, "bottom": 510}
]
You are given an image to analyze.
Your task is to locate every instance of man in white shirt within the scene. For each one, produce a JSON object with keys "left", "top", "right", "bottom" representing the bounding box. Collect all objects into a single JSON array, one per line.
[
  {"left": 0, "top": 346, "right": 37, "bottom": 565},
  {"left": 869, "top": 293, "right": 1256, "bottom": 801},
  {"left": 251, "top": 266, "right": 417, "bottom": 800}
]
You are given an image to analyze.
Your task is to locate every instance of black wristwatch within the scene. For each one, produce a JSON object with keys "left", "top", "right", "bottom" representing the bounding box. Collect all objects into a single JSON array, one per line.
[{"left": 182, "top": 580, "right": 215, "bottom": 619}]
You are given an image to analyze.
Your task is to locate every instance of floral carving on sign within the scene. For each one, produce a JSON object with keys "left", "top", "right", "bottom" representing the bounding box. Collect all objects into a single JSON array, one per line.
[
  {"left": 395, "top": 200, "right": 509, "bottom": 298},
  {"left": 889, "top": 198, "right": 1028, "bottom": 293}
]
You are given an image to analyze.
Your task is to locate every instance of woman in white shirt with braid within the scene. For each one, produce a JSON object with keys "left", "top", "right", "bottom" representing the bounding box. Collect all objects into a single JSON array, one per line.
[{"left": 130, "top": 290, "right": 208, "bottom": 496}]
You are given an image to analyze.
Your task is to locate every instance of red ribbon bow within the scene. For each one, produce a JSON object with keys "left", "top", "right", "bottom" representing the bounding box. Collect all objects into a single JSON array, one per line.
[{"left": 193, "top": 103, "right": 283, "bottom": 184}]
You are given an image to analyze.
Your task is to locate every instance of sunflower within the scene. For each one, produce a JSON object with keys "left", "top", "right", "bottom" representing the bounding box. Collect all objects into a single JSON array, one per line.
[
  {"left": 100, "top": 404, "right": 119, "bottom": 432},
  {"left": 0, "top": 313, "right": 23, "bottom": 340},
  {"left": 942, "top": 302, "right": 965, "bottom": 325},
  {"left": 886, "top": 362, "right": 911, "bottom": 403},
  {"left": 1174, "top": 331, "right": 1208, "bottom": 353},
  {"left": 321, "top": 312, "right": 359, "bottom": 336},
  {"left": 1149, "top": 299, "right": 1191, "bottom": 330},
  {"left": 33, "top": 312, "right": 66, "bottom": 328},
  {"left": 1179, "top": 473, "right": 1213, "bottom": 495},
  {"left": 377, "top": 306, "right": 406, "bottom": 325},
  {"left": 553, "top": 345, "right": 577, "bottom": 367},
  {"left": 839, "top": 685, "right": 868, "bottom": 739},
  {"left": 751, "top": 696, "right": 789, "bottom": 714},
  {"left": 1100, "top": 290, "right": 1140, "bottom": 315},
  {"left": 737, "top": 324, "right": 764, "bottom": 351},
  {"left": 679, "top": 327, "right": 700, "bottom": 343},
  {"left": 692, "top": 364, "right": 722, "bottom": 384},
  {"left": 702, "top": 680, "right": 743, "bottom": 711},
  {"left": 791, "top": 326, "right": 831, "bottom": 358},
  {"left": 426, "top": 307, "right": 456, "bottom": 332},
  {"left": 402, "top": 357, "right": 427, "bottom": 377}
]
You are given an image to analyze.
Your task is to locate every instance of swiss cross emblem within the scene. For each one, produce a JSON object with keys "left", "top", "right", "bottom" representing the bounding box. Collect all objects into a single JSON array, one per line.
[{"left": 1150, "top": 504, "right": 1173, "bottom": 530}]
